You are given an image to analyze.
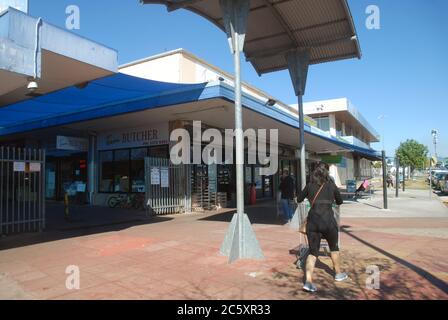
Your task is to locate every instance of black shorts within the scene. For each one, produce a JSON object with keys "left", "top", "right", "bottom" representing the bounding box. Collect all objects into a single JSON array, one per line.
[{"left": 306, "top": 219, "right": 339, "bottom": 257}]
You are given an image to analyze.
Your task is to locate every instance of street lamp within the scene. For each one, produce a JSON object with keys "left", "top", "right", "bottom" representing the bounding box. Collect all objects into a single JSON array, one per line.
[
  {"left": 429, "top": 129, "right": 438, "bottom": 199},
  {"left": 431, "top": 129, "right": 438, "bottom": 160}
]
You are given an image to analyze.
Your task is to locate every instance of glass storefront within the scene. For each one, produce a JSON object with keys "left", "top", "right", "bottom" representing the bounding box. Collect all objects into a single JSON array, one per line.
[{"left": 99, "top": 145, "right": 169, "bottom": 193}]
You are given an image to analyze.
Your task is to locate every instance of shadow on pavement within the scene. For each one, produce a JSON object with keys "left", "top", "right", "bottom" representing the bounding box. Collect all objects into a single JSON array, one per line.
[
  {"left": 340, "top": 226, "right": 448, "bottom": 295},
  {"left": 0, "top": 202, "right": 173, "bottom": 251},
  {"left": 199, "top": 200, "right": 288, "bottom": 225}
]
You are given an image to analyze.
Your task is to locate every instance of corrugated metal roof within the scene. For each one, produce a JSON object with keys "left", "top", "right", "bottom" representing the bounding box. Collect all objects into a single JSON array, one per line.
[{"left": 141, "top": 0, "right": 361, "bottom": 74}]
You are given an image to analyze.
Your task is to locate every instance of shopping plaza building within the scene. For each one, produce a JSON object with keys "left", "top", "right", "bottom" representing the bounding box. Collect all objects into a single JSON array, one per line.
[{"left": 0, "top": 2, "right": 380, "bottom": 226}]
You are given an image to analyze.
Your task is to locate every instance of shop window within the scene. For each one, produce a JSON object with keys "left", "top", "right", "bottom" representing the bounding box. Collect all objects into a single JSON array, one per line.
[
  {"left": 114, "top": 149, "right": 130, "bottom": 193},
  {"left": 99, "top": 151, "right": 114, "bottom": 192},
  {"left": 131, "top": 148, "right": 147, "bottom": 193}
]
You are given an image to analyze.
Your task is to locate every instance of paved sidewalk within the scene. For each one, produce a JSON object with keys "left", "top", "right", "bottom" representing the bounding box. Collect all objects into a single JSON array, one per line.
[{"left": 0, "top": 190, "right": 447, "bottom": 300}]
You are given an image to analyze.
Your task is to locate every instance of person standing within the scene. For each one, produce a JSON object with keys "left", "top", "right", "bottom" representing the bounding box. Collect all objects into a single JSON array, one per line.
[
  {"left": 387, "top": 172, "right": 394, "bottom": 188},
  {"left": 279, "top": 169, "right": 295, "bottom": 223},
  {"left": 296, "top": 162, "right": 347, "bottom": 293}
]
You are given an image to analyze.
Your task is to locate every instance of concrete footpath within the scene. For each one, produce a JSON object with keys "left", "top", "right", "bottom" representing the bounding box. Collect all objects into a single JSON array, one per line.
[{"left": 0, "top": 189, "right": 447, "bottom": 300}]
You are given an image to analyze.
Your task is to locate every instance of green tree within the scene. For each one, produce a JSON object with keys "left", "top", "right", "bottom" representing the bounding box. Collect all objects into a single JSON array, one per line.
[{"left": 396, "top": 139, "right": 428, "bottom": 173}]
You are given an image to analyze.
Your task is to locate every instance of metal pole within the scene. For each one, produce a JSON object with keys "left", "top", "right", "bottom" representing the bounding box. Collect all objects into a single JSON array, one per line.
[
  {"left": 434, "top": 140, "right": 437, "bottom": 160},
  {"left": 382, "top": 150, "right": 388, "bottom": 209},
  {"left": 219, "top": 0, "right": 263, "bottom": 263},
  {"left": 429, "top": 153, "right": 432, "bottom": 199},
  {"left": 234, "top": 38, "right": 244, "bottom": 223},
  {"left": 298, "top": 95, "right": 306, "bottom": 191},
  {"left": 395, "top": 156, "right": 399, "bottom": 198},
  {"left": 402, "top": 164, "right": 406, "bottom": 192}
]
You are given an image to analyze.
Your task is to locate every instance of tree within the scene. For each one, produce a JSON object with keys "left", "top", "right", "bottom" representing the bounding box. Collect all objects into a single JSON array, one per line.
[{"left": 396, "top": 139, "right": 428, "bottom": 173}]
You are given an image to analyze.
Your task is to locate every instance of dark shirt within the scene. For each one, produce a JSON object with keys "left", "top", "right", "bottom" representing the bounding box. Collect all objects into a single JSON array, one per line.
[
  {"left": 297, "top": 181, "right": 343, "bottom": 225},
  {"left": 279, "top": 175, "right": 295, "bottom": 200}
]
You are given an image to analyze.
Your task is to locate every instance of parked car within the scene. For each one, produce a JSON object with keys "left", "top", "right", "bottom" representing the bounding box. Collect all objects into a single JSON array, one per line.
[
  {"left": 439, "top": 175, "right": 448, "bottom": 194},
  {"left": 433, "top": 172, "right": 448, "bottom": 189},
  {"left": 427, "top": 170, "right": 445, "bottom": 184}
]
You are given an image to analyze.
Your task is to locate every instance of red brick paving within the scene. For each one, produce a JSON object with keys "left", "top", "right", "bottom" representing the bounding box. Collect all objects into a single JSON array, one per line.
[{"left": 1, "top": 199, "right": 447, "bottom": 300}]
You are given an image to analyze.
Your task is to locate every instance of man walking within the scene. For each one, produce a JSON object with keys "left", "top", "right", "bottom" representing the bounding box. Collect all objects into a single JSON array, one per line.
[{"left": 279, "top": 169, "right": 295, "bottom": 223}]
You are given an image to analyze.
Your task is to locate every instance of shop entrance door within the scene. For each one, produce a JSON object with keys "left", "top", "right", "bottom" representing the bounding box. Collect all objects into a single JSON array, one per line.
[{"left": 46, "top": 153, "right": 88, "bottom": 203}]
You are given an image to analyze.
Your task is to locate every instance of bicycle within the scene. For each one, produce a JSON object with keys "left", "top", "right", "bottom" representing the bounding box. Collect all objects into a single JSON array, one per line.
[{"left": 107, "top": 193, "right": 145, "bottom": 210}]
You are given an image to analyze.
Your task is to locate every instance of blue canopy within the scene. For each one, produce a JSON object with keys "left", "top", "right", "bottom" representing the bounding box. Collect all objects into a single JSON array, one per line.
[{"left": 0, "top": 73, "right": 208, "bottom": 135}]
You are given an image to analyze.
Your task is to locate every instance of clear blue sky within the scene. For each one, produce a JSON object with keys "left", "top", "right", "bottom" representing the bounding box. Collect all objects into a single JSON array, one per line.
[{"left": 28, "top": 0, "right": 448, "bottom": 158}]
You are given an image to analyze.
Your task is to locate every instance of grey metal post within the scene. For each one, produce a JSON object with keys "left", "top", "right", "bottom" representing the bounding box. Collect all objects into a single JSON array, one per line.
[
  {"left": 429, "top": 154, "right": 432, "bottom": 199},
  {"left": 297, "top": 95, "right": 307, "bottom": 191},
  {"left": 395, "top": 156, "right": 399, "bottom": 198},
  {"left": 382, "top": 150, "right": 388, "bottom": 209},
  {"left": 234, "top": 37, "right": 244, "bottom": 226},
  {"left": 220, "top": 0, "right": 264, "bottom": 263},
  {"left": 285, "top": 49, "right": 309, "bottom": 229},
  {"left": 402, "top": 165, "right": 406, "bottom": 192}
]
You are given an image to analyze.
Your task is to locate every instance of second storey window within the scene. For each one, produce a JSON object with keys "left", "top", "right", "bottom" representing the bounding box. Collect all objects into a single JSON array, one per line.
[{"left": 315, "top": 116, "right": 330, "bottom": 132}]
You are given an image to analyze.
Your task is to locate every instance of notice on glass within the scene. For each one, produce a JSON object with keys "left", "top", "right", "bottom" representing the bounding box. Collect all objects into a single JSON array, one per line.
[
  {"left": 151, "top": 168, "right": 160, "bottom": 185},
  {"left": 161, "top": 168, "right": 169, "bottom": 188}
]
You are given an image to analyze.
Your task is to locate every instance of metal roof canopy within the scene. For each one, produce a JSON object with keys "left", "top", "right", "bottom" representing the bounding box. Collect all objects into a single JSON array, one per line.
[
  {"left": 141, "top": 0, "right": 361, "bottom": 75},
  {"left": 141, "top": 0, "right": 362, "bottom": 262}
]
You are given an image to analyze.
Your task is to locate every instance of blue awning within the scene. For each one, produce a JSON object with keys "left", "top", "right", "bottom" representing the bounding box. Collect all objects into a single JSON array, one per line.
[
  {"left": 0, "top": 73, "right": 209, "bottom": 135},
  {"left": 0, "top": 72, "right": 380, "bottom": 160}
]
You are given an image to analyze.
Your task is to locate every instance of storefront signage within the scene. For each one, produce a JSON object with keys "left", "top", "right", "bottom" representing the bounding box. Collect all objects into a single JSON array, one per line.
[
  {"left": 321, "top": 155, "right": 343, "bottom": 164},
  {"left": 98, "top": 123, "right": 169, "bottom": 151},
  {"left": 57, "top": 136, "right": 88, "bottom": 152}
]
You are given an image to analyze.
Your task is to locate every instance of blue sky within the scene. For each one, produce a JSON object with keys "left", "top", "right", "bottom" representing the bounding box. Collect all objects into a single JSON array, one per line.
[{"left": 28, "top": 0, "right": 448, "bottom": 158}]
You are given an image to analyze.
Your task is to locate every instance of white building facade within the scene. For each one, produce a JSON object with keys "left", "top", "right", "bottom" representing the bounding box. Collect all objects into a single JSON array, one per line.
[{"left": 301, "top": 98, "right": 380, "bottom": 187}]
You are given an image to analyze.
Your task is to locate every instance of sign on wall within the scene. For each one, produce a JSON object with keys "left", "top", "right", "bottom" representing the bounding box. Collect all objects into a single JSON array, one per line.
[
  {"left": 57, "top": 136, "right": 89, "bottom": 152},
  {"left": 98, "top": 123, "right": 169, "bottom": 151}
]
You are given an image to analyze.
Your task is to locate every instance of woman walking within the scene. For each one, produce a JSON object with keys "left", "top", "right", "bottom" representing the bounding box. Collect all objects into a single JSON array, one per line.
[{"left": 297, "top": 162, "right": 347, "bottom": 293}]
